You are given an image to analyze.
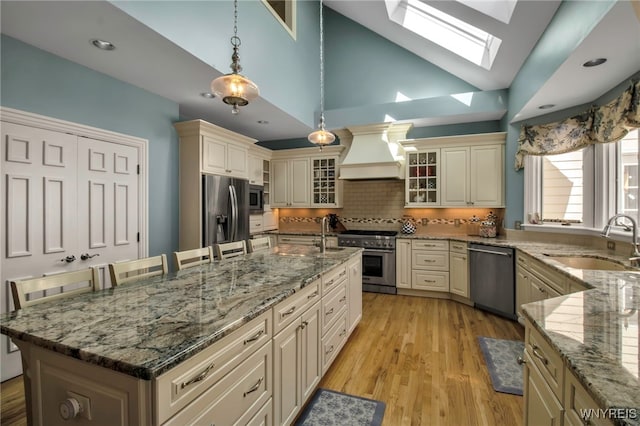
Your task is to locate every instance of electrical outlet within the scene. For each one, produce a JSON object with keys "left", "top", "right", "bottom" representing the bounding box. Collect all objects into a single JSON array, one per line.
[
  {"left": 607, "top": 241, "right": 616, "bottom": 250},
  {"left": 514, "top": 220, "right": 522, "bottom": 230},
  {"left": 421, "top": 218, "right": 429, "bottom": 225}
]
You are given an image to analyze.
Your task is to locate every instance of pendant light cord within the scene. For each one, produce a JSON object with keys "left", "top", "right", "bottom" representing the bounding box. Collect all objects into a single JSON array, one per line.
[{"left": 319, "top": 0, "right": 326, "bottom": 128}]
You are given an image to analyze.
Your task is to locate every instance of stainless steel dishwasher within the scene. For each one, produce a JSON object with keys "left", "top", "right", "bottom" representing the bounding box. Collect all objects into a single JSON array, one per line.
[{"left": 468, "top": 243, "right": 516, "bottom": 320}]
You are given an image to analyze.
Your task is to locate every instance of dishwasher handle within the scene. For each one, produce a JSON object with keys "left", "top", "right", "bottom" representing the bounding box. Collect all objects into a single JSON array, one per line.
[{"left": 467, "top": 247, "right": 512, "bottom": 257}]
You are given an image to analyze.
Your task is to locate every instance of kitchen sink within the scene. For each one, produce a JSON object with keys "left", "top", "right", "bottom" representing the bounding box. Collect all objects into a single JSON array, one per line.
[{"left": 544, "top": 255, "right": 628, "bottom": 271}]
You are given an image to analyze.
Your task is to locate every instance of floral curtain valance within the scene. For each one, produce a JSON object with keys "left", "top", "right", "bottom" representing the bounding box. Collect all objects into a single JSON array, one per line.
[{"left": 515, "top": 80, "right": 640, "bottom": 170}]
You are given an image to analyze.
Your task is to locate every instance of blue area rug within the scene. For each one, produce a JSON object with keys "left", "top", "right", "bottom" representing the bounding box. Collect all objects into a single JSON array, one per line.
[
  {"left": 477, "top": 336, "right": 525, "bottom": 396},
  {"left": 295, "top": 388, "right": 386, "bottom": 426}
]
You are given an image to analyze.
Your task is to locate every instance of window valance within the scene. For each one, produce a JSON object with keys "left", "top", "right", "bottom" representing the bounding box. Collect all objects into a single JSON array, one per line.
[{"left": 515, "top": 80, "right": 640, "bottom": 170}]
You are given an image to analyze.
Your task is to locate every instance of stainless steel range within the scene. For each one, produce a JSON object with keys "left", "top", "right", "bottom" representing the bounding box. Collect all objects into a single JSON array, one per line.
[{"left": 338, "top": 230, "right": 397, "bottom": 294}]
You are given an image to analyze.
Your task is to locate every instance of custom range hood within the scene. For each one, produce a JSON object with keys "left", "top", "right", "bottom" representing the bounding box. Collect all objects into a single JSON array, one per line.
[{"left": 336, "top": 123, "right": 413, "bottom": 180}]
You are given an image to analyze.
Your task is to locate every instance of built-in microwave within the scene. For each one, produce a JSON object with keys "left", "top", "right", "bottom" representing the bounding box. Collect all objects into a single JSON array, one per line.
[{"left": 249, "top": 185, "right": 264, "bottom": 214}]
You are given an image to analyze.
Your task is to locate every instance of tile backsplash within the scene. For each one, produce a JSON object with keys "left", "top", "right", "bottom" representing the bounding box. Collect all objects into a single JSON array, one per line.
[{"left": 277, "top": 179, "right": 504, "bottom": 235}]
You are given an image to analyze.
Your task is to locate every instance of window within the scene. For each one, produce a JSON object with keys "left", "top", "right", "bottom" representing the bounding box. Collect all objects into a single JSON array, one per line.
[
  {"left": 263, "top": 0, "right": 296, "bottom": 39},
  {"left": 525, "top": 128, "right": 639, "bottom": 233}
]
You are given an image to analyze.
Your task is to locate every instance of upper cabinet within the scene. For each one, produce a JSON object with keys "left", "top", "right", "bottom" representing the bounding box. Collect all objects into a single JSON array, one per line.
[
  {"left": 202, "top": 135, "right": 248, "bottom": 178},
  {"left": 271, "top": 146, "right": 344, "bottom": 208},
  {"left": 402, "top": 133, "right": 505, "bottom": 208}
]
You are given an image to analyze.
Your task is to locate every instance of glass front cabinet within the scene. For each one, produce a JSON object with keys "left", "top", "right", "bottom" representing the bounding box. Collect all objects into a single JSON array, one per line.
[
  {"left": 311, "top": 157, "right": 338, "bottom": 206},
  {"left": 405, "top": 150, "right": 440, "bottom": 206}
]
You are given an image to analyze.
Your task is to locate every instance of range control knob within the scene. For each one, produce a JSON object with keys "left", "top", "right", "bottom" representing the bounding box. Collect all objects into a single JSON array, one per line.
[{"left": 59, "top": 398, "right": 81, "bottom": 420}]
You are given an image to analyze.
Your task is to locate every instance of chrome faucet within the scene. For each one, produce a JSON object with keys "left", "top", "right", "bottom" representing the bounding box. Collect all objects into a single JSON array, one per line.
[{"left": 602, "top": 214, "right": 640, "bottom": 266}]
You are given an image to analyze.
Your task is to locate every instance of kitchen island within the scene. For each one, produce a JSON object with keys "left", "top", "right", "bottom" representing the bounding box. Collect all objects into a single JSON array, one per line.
[{"left": 0, "top": 245, "right": 363, "bottom": 425}]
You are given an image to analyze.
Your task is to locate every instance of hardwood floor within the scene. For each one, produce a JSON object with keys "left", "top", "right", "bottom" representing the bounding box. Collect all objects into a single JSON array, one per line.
[
  {"left": 319, "top": 293, "right": 525, "bottom": 426},
  {"left": 0, "top": 293, "right": 524, "bottom": 426}
]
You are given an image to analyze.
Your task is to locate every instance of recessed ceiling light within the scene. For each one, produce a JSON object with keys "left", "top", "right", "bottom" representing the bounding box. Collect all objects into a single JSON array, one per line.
[
  {"left": 200, "top": 92, "right": 216, "bottom": 99},
  {"left": 538, "top": 104, "right": 556, "bottom": 110},
  {"left": 257, "top": 120, "right": 269, "bottom": 125},
  {"left": 583, "top": 58, "right": 607, "bottom": 67},
  {"left": 91, "top": 39, "right": 115, "bottom": 51}
]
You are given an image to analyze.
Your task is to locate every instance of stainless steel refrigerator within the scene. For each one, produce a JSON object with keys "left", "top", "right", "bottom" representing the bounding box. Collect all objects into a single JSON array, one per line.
[{"left": 203, "top": 174, "right": 249, "bottom": 247}]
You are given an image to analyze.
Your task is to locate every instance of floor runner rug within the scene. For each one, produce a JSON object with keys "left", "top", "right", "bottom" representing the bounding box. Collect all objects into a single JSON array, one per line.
[
  {"left": 477, "top": 336, "right": 525, "bottom": 396},
  {"left": 295, "top": 388, "right": 386, "bottom": 426}
]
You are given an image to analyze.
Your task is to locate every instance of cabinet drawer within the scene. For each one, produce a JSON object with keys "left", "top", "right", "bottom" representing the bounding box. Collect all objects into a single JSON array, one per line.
[
  {"left": 412, "top": 270, "right": 449, "bottom": 292},
  {"left": 525, "top": 323, "right": 564, "bottom": 401},
  {"left": 244, "top": 397, "right": 272, "bottom": 426},
  {"left": 412, "top": 250, "right": 449, "bottom": 271},
  {"left": 322, "top": 282, "right": 347, "bottom": 336},
  {"left": 165, "top": 341, "right": 271, "bottom": 426},
  {"left": 530, "top": 258, "right": 566, "bottom": 294},
  {"left": 516, "top": 250, "right": 531, "bottom": 269},
  {"left": 249, "top": 216, "right": 263, "bottom": 234},
  {"left": 564, "top": 367, "right": 613, "bottom": 426},
  {"left": 321, "top": 312, "right": 348, "bottom": 374},
  {"left": 278, "top": 235, "right": 317, "bottom": 246},
  {"left": 449, "top": 241, "right": 467, "bottom": 254},
  {"left": 322, "top": 264, "right": 347, "bottom": 294},
  {"left": 412, "top": 240, "right": 449, "bottom": 251},
  {"left": 155, "top": 310, "right": 272, "bottom": 424},
  {"left": 273, "top": 279, "right": 321, "bottom": 335}
]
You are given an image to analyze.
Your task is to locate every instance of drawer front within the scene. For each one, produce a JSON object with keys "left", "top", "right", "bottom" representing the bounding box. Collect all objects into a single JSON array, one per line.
[
  {"left": 156, "top": 310, "right": 272, "bottom": 424},
  {"left": 412, "top": 250, "right": 449, "bottom": 271},
  {"left": 564, "top": 368, "right": 613, "bottom": 426},
  {"left": 278, "top": 235, "right": 317, "bottom": 246},
  {"left": 321, "top": 282, "right": 347, "bottom": 336},
  {"left": 244, "top": 397, "right": 272, "bottom": 426},
  {"left": 412, "top": 240, "right": 449, "bottom": 251},
  {"left": 249, "top": 216, "right": 263, "bottom": 234},
  {"left": 322, "top": 264, "right": 347, "bottom": 294},
  {"left": 530, "top": 258, "right": 566, "bottom": 294},
  {"left": 321, "top": 313, "right": 348, "bottom": 374},
  {"left": 165, "top": 341, "right": 272, "bottom": 426},
  {"left": 525, "top": 324, "right": 564, "bottom": 401},
  {"left": 516, "top": 250, "right": 531, "bottom": 269},
  {"left": 412, "top": 270, "right": 449, "bottom": 292},
  {"left": 449, "top": 241, "right": 467, "bottom": 254},
  {"left": 273, "top": 279, "right": 321, "bottom": 335}
]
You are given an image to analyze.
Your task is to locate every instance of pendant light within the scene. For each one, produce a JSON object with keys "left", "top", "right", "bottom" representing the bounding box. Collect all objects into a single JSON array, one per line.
[
  {"left": 308, "top": 0, "right": 335, "bottom": 149},
  {"left": 211, "top": 0, "right": 259, "bottom": 115}
]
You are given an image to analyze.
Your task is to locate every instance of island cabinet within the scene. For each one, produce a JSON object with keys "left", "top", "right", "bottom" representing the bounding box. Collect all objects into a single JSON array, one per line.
[
  {"left": 273, "top": 280, "right": 322, "bottom": 426},
  {"left": 347, "top": 255, "right": 363, "bottom": 333},
  {"left": 320, "top": 264, "right": 350, "bottom": 375}
]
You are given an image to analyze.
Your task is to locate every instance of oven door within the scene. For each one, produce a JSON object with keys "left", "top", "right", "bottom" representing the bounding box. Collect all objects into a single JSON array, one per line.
[{"left": 362, "top": 249, "right": 396, "bottom": 288}]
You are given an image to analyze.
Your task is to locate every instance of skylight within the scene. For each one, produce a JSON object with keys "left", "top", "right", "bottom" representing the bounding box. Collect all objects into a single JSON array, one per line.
[{"left": 385, "top": 0, "right": 503, "bottom": 70}]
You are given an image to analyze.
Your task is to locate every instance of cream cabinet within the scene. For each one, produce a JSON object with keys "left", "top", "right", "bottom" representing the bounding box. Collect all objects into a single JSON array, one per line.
[
  {"left": 441, "top": 144, "right": 504, "bottom": 207},
  {"left": 263, "top": 210, "right": 278, "bottom": 231},
  {"left": 411, "top": 240, "right": 449, "bottom": 292},
  {"left": 174, "top": 119, "right": 257, "bottom": 250},
  {"left": 248, "top": 154, "right": 264, "bottom": 185},
  {"left": 272, "top": 158, "right": 310, "bottom": 207},
  {"left": 311, "top": 156, "right": 341, "bottom": 207},
  {"left": 516, "top": 251, "right": 565, "bottom": 320},
  {"left": 347, "top": 255, "right": 363, "bottom": 333},
  {"left": 401, "top": 132, "right": 505, "bottom": 208},
  {"left": 250, "top": 215, "right": 264, "bottom": 235},
  {"left": 396, "top": 239, "right": 412, "bottom": 289},
  {"left": 201, "top": 135, "right": 248, "bottom": 178},
  {"left": 449, "top": 241, "right": 469, "bottom": 298}
]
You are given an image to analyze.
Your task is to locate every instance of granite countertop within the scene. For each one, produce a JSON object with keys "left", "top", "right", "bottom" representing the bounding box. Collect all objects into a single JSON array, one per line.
[
  {"left": 401, "top": 233, "right": 640, "bottom": 424},
  {"left": 0, "top": 245, "right": 362, "bottom": 380}
]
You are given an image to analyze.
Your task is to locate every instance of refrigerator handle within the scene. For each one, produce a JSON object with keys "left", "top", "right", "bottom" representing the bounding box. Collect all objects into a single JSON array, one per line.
[{"left": 229, "top": 184, "right": 238, "bottom": 241}]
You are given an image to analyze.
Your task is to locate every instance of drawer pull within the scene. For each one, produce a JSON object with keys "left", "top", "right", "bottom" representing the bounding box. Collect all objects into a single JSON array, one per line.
[
  {"left": 325, "top": 308, "right": 334, "bottom": 316},
  {"left": 339, "top": 296, "right": 346, "bottom": 303},
  {"left": 339, "top": 270, "right": 346, "bottom": 278},
  {"left": 517, "top": 356, "right": 526, "bottom": 365},
  {"left": 243, "top": 377, "right": 264, "bottom": 397},
  {"left": 326, "top": 345, "right": 334, "bottom": 355},
  {"left": 299, "top": 320, "right": 308, "bottom": 330},
  {"left": 181, "top": 362, "right": 215, "bottom": 389},
  {"left": 339, "top": 329, "right": 346, "bottom": 337},
  {"left": 307, "top": 291, "right": 319, "bottom": 299},
  {"left": 537, "top": 286, "right": 546, "bottom": 293},
  {"left": 424, "top": 280, "right": 436, "bottom": 283},
  {"left": 326, "top": 279, "right": 334, "bottom": 286},
  {"left": 532, "top": 345, "right": 548, "bottom": 365},
  {"left": 424, "top": 259, "right": 436, "bottom": 263},
  {"left": 243, "top": 329, "right": 265, "bottom": 345},
  {"left": 281, "top": 307, "right": 296, "bottom": 318}
]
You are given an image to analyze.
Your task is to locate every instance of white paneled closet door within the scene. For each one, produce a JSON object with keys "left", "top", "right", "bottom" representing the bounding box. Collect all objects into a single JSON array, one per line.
[{"left": 1, "top": 112, "right": 147, "bottom": 382}]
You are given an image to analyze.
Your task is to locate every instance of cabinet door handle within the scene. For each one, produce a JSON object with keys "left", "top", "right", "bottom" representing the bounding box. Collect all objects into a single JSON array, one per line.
[
  {"left": 307, "top": 291, "right": 319, "bottom": 299},
  {"left": 243, "top": 377, "right": 264, "bottom": 397},
  {"left": 531, "top": 345, "right": 548, "bottom": 365},
  {"left": 243, "top": 329, "right": 264, "bottom": 345},
  {"left": 538, "top": 286, "right": 546, "bottom": 293},
  {"left": 517, "top": 356, "right": 526, "bottom": 365},
  {"left": 281, "top": 306, "right": 296, "bottom": 318},
  {"left": 181, "top": 362, "right": 215, "bottom": 389},
  {"left": 326, "top": 345, "right": 334, "bottom": 355}
]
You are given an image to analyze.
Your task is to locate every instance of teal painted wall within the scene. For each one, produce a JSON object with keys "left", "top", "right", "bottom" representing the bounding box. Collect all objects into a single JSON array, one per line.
[
  {"left": 112, "top": 0, "right": 320, "bottom": 129},
  {"left": 1, "top": 35, "right": 180, "bottom": 258},
  {"left": 503, "top": 0, "right": 617, "bottom": 229}
]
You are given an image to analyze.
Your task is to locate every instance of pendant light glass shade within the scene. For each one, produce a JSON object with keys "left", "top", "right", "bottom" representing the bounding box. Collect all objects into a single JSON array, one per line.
[
  {"left": 308, "top": 0, "right": 334, "bottom": 148},
  {"left": 211, "top": 0, "right": 259, "bottom": 114}
]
